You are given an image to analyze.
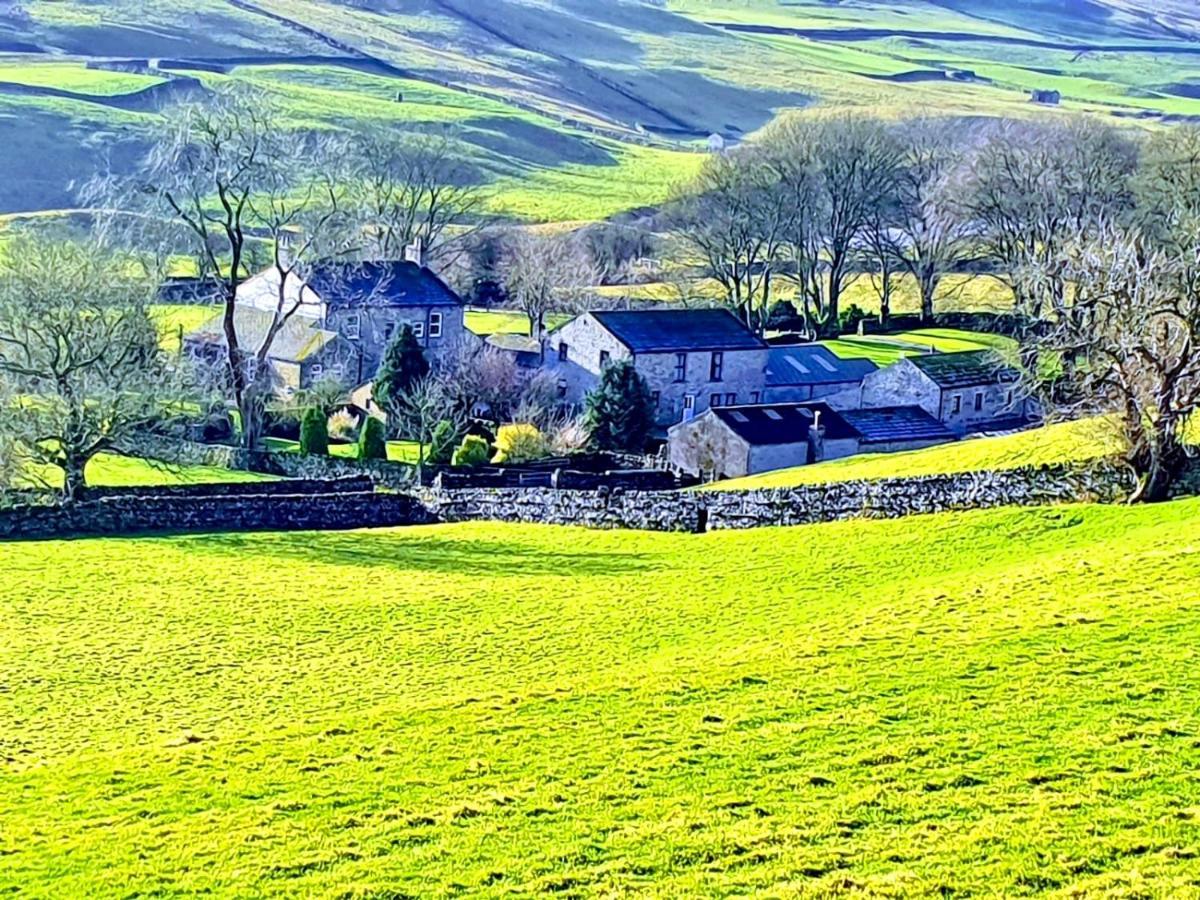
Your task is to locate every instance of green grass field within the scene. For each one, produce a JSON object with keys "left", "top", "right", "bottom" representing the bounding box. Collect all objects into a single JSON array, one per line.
[
  {"left": 19, "top": 452, "right": 275, "bottom": 492},
  {"left": 4, "top": 499, "right": 1200, "bottom": 895},
  {"left": 708, "top": 418, "right": 1124, "bottom": 491},
  {"left": 263, "top": 437, "right": 423, "bottom": 464}
]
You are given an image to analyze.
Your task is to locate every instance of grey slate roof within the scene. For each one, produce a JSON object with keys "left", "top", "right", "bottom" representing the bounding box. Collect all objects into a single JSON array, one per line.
[
  {"left": 711, "top": 402, "right": 856, "bottom": 445},
  {"left": 909, "top": 350, "right": 1018, "bottom": 390},
  {"left": 187, "top": 308, "right": 337, "bottom": 363},
  {"left": 304, "top": 261, "right": 464, "bottom": 309},
  {"left": 766, "top": 344, "right": 878, "bottom": 387},
  {"left": 837, "top": 406, "right": 957, "bottom": 445},
  {"left": 590, "top": 308, "right": 766, "bottom": 353}
]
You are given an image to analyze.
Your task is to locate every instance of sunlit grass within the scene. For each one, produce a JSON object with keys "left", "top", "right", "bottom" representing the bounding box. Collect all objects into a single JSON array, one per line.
[{"left": 4, "top": 499, "right": 1200, "bottom": 894}]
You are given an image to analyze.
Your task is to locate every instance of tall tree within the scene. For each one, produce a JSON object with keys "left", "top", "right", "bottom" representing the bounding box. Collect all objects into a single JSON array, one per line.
[
  {"left": 346, "top": 129, "right": 483, "bottom": 264},
  {"left": 959, "top": 118, "right": 1137, "bottom": 315},
  {"left": 766, "top": 116, "right": 901, "bottom": 334},
  {"left": 888, "top": 119, "right": 976, "bottom": 324},
  {"left": 91, "top": 85, "right": 356, "bottom": 447},
  {"left": 670, "top": 147, "right": 790, "bottom": 334},
  {"left": 0, "top": 237, "right": 194, "bottom": 502},
  {"left": 499, "top": 230, "right": 596, "bottom": 342},
  {"left": 1022, "top": 225, "right": 1200, "bottom": 502}
]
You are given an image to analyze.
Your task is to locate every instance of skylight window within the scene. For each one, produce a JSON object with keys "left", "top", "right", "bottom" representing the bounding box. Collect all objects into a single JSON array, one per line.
[
  {"left": 815, "top": 357, "right": 837, "bottom": 373},
  {"left": 785, "top": 357, "right": 811, "bottom": 374},
  {"left": 730, "top": 411, "right": 750, "bottom": 423},
  {"left": 764, "top": 410, "right": 783, "bottom": 421}
]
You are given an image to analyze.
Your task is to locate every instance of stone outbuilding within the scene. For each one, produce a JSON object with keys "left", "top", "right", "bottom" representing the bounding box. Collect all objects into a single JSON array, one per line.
[
  {"left": 859, "top": 350, "right": 1031, "bottom": 436},
  {"left": 544, "top": 308, "right": 769, "bottom": 431},
  {"left": 763, "top": 344, "right": 877, "bottom": 405},
  {"left": 668, "top": 401, "right": 955, "bottom": 480}
]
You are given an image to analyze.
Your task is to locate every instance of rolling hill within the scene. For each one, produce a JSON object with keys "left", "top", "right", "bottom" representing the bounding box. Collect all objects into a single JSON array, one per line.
[{"left": 3, "top": 0, "right": 1200, "bottom": 220}]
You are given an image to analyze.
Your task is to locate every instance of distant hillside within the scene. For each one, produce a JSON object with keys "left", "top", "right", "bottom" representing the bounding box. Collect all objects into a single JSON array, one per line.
[{"left": 2, "top": 0, "right": 1200, "bottom": 221}]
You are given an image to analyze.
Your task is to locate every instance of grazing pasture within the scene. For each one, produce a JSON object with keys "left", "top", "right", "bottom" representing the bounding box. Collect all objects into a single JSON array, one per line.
[{"left": 3, "top": 500, "right": 1200, "bottom": 895}]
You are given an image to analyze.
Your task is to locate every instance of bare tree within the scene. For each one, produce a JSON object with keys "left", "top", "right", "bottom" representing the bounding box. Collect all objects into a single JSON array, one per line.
[
  {"left": 387, "top": 372, "right": 465, "bottom": 470},
  {"left": 669, "top": 147, "right": 790, "bottom": 334},
  {"left": 0, "top": 237, "right": 197, "bottom": 502},
  {"left": 499, "top": 229, "right": 597, "bottom": 342},
  {"left": 765, "top": 116, "right": 901, "bottom": 334},
  {"left": 346, "top": 128, "right": 484, "bottom": 265},
  {"left": 1022, "top": 225, "right": 1200, "bottom": 502},
  {"left": 1135, "top": 125, "right": 1200, "bottom": 255},
  {"left": 888, "top": 119, "right": 976, "bottom": 324},
  {"left": 90, "top": 85, "right": 357, "bottom": 447},
  {"left": 959, "top": 118, "right": 1137, "bottom": 315}
]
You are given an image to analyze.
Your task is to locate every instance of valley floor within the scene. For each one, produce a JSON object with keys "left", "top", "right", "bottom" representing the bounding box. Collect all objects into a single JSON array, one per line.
[{"left": 3, "top": 502, "right": 1200, "bottom": 896}]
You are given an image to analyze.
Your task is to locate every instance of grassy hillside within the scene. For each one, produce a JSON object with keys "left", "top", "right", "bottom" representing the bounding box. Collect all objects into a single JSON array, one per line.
[
  {"left": 4, "top": 1, "right": 1200, "bottom": 221},
  {"left": 4, "top": 501, "right": 1200, "bottom": 895},
  {"left": 707, "top": 418, "right": 1124, "bottom": 491}
]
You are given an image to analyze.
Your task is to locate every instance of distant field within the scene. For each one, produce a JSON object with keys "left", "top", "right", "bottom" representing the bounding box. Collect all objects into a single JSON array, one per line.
[
  {"left": 821, "top": 328, "right": 1015, "bottom": 367},
  {"left": 5, "top": 499, "right": 1200, "bottom": 894},
  {"left": 465, "top": 308, "right": 572, "bottom": 336},
  {"left": 707, "top": 418, "right": 1124, "bottom": 491}
]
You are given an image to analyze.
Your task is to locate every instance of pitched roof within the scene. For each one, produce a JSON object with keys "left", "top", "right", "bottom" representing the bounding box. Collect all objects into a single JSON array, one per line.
[
  {"left": 303, "top": 261, "right": 464, "bottom": 309},
  {"left": 486, "top": 332, "right": 541, "bottom": 355},
  {"left": 187, "top": 308, "right": 337, "bottom": 363},
  {"left": 589, "top": 308, "right": 766, "bottom": 353},
  {"left": 766, "top": 344, "right": 878, "bottom": 387},
  {"left": 837, "top": 406, "right": 957, "bottom": 445},
  {"left": 909, "top": 350, "right": 1018, "bottom": 389},
  {"left": 710, "top": 402, "right": 857, "bottom": 445}
]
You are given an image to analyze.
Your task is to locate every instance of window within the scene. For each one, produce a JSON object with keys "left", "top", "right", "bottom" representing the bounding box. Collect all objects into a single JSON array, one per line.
[
  {"left": 974, "top": 391, "right": 984, "bottom": 412},
  {"left": 650, "top": 391, "right": 661, "bottom": 409},
  {"left": 710, "top": 351, "right": 724, "bottom": 382},
  {"left": 674, "top": 352, "right": 687, "bottom": 383},
  {"left": 683, "top": 394, "right": 695, "bottom": 411},
  {"left": 558, "top": 342, "right": 569, "bottom": 362},
  {"left": 344, "top": 313, "right": 361, "bottom": 341},
  {"left": 1006, "top": 390, "right": 1014, "bottom": 408},
  {"left": 557, "top": 379, "right": 568, "bottom": 399},
  {"left": 429, "top": 312, "right": 443, "bottom": 339},
  {"left": 599, "top": 350, "right": 611, "bottom": 369},
  {"left": 383, "top": 322, "right": 396, "bottom": 341},
  {"left": 764, "top": 409, "right": 783, "bottom": 421},
  {"left": 309, "top": 363, "right": 323, "bottom": 378},
  {"left": 750, "top": 391, "right": 761, "bottom": 404},
  {"left": 710, "top": 393, "right": 722, "bottom": 408},
  {"left": 413, "top": 321, "right": 425, "bottom": 339},
  {"left": 951, "top": 394, "right": 962, "bottom": 415},
  {"left": 725, "top": 392, "right": 736, "bottom": 406}
]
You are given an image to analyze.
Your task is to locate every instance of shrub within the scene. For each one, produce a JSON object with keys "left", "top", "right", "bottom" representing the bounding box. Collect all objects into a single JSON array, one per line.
[
  {"left": 549, "top": 416, "right": 590, "bottom": 455},
  {"left": 839, "top": 303, "right": 870, "bottom": 335},
  {"left": 374, "top": 325, "right": 430, "bottom": 417},
  {"left": 452, "top": 434, "right": 491, "bottom": 468},
  {"left": 357, "top": 416, "right": 387, "bottom": 461},
  {"left": 427, "top": 419, "right": 459, "bottom": 465},
  {"left": 328, "top": 409, "right": 359, "bottom": 443},
  {"left": 492, "top": 423, "right": 549, "bottom": 465},
  {"left": 299, "top": 407, "right": 329, "bottom": 455},
  {"left": 583, "top": 360, "right": 655, "bottom": 452}
]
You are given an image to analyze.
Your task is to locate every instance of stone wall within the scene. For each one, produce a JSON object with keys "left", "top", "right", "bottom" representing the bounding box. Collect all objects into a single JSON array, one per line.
[
  {"left": 422, "top": 463, "right": 1135, "bottom": 533},
  {"left": 0, "top": 491, "right": 430, "bottom": 541}
]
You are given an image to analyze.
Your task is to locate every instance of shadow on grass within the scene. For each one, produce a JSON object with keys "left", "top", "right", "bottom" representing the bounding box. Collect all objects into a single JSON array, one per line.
[{"left": 183, "top": 529, "right": 659, "bottom": 578}]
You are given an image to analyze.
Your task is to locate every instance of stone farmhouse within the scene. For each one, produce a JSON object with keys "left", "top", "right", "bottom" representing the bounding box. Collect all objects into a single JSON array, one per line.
[
  {"left": 763, "top": 344, "right": 877, "bottom": 404},
  {"left": 669, "top": 401, "right": 955, "bottom": 480},
  {"left": 859, "top": 350, "right": 1031, "bottom": 436},
  {"left": 544, "top": 308, "right": 770, "bottom": 431},
  {"left": 184, "top": 260, "right": 471, "bottom": 394}
]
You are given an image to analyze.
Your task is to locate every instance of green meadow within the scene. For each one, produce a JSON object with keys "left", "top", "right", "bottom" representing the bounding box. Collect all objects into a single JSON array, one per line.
[{"left": 4, "top": 500, "right": 1200, "bottom": 895}]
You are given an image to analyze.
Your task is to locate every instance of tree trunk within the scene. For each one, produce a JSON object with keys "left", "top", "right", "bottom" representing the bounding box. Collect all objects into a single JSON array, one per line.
[
  {"left": 61, "top": 454, "right": 87, "bottom": 504},
  {"left": 919, "top": 270, "right": 938, "bottom": 324},
  {"left": 825, "top": 269, "right": 842, "bottom": 338}
]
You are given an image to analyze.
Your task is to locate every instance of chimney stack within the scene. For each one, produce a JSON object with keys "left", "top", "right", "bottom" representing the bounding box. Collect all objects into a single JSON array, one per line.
[{"left": 404, "top": 238, "right": 426, "bottom": 268}]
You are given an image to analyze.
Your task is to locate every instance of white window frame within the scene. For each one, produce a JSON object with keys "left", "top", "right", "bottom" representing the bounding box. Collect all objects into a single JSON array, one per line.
[
  {"left": 413, "top": 321, "right": 425, "bottom": 339},
  {"left": 344, "top": 313, "right": 361, "bottom": 341},
  {"left": 951, "top": 394, "right": 962, "bottom": 415},
  {"left": 309, "top": 363, "right": 324, "bottom": 378},
  {"left": 429, "top": 312, "right": 443, "bottom": 339}
]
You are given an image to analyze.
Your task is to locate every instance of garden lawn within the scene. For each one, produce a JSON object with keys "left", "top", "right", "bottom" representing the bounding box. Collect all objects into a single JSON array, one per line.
[
  {"left": 707, "top": 418, "right": 1124, "bottom": 491},
  {"left": 263, "top": 437, "right": 423, "bottom": 464},
  {"left": 4, "top": 500, "right": 1200, "bottom": 895}
]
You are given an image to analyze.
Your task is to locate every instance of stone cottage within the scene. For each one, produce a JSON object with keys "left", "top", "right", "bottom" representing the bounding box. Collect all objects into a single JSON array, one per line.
[
  {"left": 669, "top": 400, "right": 955, "bottom": 480},
  {"left": 763, "top": 344, "right": 877, "bottom": 404},
  {"left": 859, "top": 350, "right": 1030, "bottom": 436},
  {"left": 184, "top": 260, "right": 471, "bottom": 393},
  {"left": 544, "top": 308, "right": 770, "bottom": 431}
]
